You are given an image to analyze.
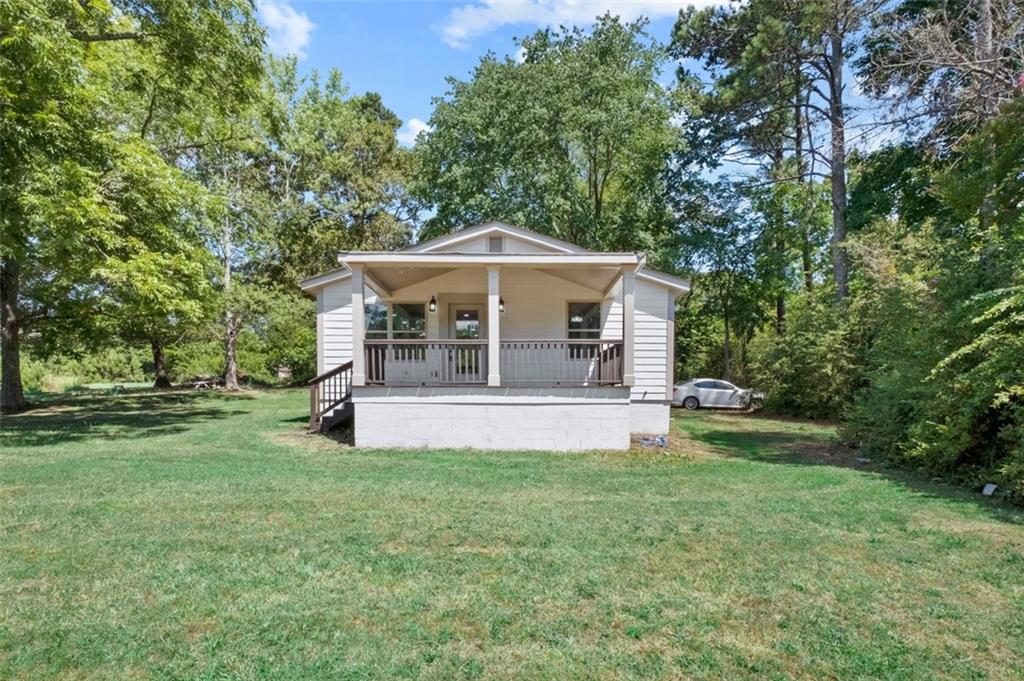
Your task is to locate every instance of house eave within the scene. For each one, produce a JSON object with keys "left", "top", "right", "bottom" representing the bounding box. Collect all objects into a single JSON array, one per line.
[
  {"left": 298, "top": 268, "right": 351, "bottom": 294},
  {"left": 340, "top": 252, "right": 640, "bottom": 268},
  {"left": 637, "top": 268, "right": 691, "bottom": 296}
]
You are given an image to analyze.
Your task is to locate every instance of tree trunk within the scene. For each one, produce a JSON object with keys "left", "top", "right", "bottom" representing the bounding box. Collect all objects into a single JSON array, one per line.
[
  {"left": 722, "top": 309, "right": 732, "bottom": 382},
  {"left": 794, "top": 71, "right": 814, "bottom": 292},
  {"left": 1, "top": 258, "right": 26, "bottom": 411},
  {"left": 151, "top": 340, "right": 172, "bottom": 389},
  {"left": 976, "top": 0, "right": 996, "bottom": 118},
  {"left": 828, "top": 30, "right": 849, "bottom": 300},
  {"left": 802, "top": 233, "right": 814, "bottom": 291},
  {"left": 223, "top": 311, "right": 240, "bottom": 391},
  {"left": 221, "top": 204, "right": 240, "bottom": 391}
]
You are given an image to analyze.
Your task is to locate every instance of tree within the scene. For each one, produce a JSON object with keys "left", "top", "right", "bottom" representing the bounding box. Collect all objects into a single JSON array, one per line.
[
  {"left": 0, "top": 0, "right": 263, "bottom": 409},
  {"left": 672, "top": 0, "right": 884, "bottom": 300},
  {"left": 415, "top": 15, "right": 680, "bottom": 266},
  {"left": 676, "top": 181, "right": 767, "bottom": 380},
  {"left": 859, "top": 0, "right": 1024, "bottom": 148}
]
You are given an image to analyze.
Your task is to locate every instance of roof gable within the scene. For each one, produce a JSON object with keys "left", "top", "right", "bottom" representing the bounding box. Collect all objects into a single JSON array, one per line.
[{"left": 408, "top": 222, "right": 585, "bottom": 254}]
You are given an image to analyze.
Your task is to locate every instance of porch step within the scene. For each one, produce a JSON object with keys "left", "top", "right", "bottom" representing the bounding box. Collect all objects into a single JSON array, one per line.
[{"left": 319, "top": 400, "right": 354, "bottom": 433}]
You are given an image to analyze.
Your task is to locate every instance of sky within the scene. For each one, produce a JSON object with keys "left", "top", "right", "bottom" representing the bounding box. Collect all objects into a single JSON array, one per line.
[{"left": 256, "top": 0, "right": 720, "bottom": 146}]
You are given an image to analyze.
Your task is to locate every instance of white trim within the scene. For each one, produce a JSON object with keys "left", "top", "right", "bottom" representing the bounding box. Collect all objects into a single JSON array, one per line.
[
  {"left": 299, "top": 268, "right": 351, "bottom": 293},
  {"left": 666, "top": 292, "right": 676, "bottom": 398},
  {"left": 351, "top": 266, "right": 366, "bottom": 387},
  {"left": 341, "top": 252, "right": 638, "bottom": 268},
  {"left": 637, "top": 268, "right": 690, "bottom": 295},
  {"left": 622, "top": 268, "right": 635, "bottom": 387},
  {"left": 487, "top": 265, "right": 501, "bottom": 386},
  {"left": 409, "top": 221, "right": 585, "bottom": 254}
]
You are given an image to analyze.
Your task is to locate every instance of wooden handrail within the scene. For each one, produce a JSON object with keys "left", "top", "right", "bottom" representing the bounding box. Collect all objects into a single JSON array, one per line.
[
  {"left": 308, "top": 361, "right": 354, "bottom": 431},
  {"left": 308, "top": 360, "right": 353, "bottom": 386}
]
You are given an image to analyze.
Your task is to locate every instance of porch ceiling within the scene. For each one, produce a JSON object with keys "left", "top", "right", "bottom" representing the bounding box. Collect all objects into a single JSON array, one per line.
[
  {"left": 367, "top": 267, "right": 455, "bottom": 293},
  {"left": 537, "top": 267, "right": 620, "bottom": 293},
  {"left": 364, "top": 264, "right": 623, "bottom": 297}
]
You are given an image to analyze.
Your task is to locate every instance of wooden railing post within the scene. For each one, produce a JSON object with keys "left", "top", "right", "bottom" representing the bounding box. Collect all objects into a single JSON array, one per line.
[{"left": 308, "top": 382, "right": 320, "bottom": 431}]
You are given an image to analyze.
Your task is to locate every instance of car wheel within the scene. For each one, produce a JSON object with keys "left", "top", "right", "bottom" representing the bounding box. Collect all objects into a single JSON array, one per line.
[{"left": 683, "top": 396, "right": 700, "bottom": 410}]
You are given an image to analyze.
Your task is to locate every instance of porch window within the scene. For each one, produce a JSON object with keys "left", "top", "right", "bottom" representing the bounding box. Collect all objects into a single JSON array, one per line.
[
  {"left": 364, "top": 303, "right": 427, "bottom": 340},
  {"left": 392, "top": 303, "right": 427, "bottom": 339},
  {"left": 365, "top": 303, "right": 388, "bottom": 339},
  {"left": 568, "top": 302, "right": 601, "bottom": 358}
]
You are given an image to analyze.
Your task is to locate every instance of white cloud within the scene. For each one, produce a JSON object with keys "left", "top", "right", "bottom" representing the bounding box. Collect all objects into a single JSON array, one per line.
[
  {"left": 397, "top": 117, "right": 433, "bottom": 146},
  {"left": 439, "top": 0, "right": 722, "bottom": 48},
  {"left": 259, "top": 1, "right": 315, "bottom": 59}
]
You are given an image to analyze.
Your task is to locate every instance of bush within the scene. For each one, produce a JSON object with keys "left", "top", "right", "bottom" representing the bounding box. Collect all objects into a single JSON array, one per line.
[{"left": 748, "top": 291, "right": 858, "bottom": 419}]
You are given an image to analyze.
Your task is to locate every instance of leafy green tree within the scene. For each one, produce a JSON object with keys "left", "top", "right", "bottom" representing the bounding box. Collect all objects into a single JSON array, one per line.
[
  {"left": 676, "top": 181, "right": 769, "bottom": 381},
  {"left": 260, "top": 59, "right": 417, "bottom": 283},
  {"left": 0, "top": 0, "right": 263, "bottom": 408},
  {"left": 415, "top": 15, "right": 679, "bottom": 266}
]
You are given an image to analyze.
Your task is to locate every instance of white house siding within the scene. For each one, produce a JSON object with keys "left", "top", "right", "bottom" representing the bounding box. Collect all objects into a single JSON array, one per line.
[
  {"left": 318, "top": 278, "right": 353, "bottom": 374},
  {"left": 630, "top": 279, "right": 673, "bottom": 433},
  {"left": 603, "top": 278, "right": 674, "bottom": 434},
  {"left": 354, "top": 387, "right": 631, "bottom": 450}
]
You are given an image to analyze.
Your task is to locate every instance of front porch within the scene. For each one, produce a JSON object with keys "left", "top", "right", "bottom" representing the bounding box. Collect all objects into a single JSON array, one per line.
[{"left": 345, "top": 252, "right": 639, "bottom": 389}]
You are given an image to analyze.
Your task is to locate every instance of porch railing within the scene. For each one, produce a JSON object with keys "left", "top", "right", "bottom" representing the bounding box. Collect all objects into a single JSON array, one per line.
[
  {"left": 362, "top": 338, "right": 624, "bottom": 387},
  {"left": 365, "top": 339, "right": 488, "bottom": 385},
  {"left": 308, "top": 360, "right": 353, "bottom": 431},
  {"left": 499, "top": 339, "right": 623, "bottom": 386}
]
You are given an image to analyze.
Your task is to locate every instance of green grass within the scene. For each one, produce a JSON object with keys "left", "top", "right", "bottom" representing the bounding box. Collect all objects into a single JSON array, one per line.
[{"left": 2, "top": 390, "right": 1023, "bottom": 679}]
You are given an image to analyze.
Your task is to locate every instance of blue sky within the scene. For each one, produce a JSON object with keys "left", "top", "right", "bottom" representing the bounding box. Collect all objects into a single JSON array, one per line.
[{"left": 257, "top": 1, "right": 715, "bottom": 145}]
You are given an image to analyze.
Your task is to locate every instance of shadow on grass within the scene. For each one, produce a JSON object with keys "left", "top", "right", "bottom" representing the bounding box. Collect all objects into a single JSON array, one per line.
[
  {"left": 674, "top": 410, "right": 1024, "bottom": 525},
  {"left": 0, "top": 390, "right": 255, "bottom": 449}
]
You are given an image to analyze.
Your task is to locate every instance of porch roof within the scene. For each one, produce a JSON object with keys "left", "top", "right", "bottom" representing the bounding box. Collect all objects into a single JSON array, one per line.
[
  {"left": 299, "top": 256, "right": 690, "bottom": 296},
  {"left": 298, "top": 222, "right": 690, "bottom": 296}
]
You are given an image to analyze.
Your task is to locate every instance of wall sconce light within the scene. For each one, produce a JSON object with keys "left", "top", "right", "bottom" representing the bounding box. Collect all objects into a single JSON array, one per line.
[
  {"left": 428, "top": 296, "right": 437, "bottom": 312},
  {"left": 499, "top": 297, "right": 505, "bottom": 313}
]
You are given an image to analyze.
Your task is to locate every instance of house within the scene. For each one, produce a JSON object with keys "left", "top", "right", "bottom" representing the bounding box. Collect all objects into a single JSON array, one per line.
[{"left": 299, "top": 222, "right": 689, "bottom": 451}]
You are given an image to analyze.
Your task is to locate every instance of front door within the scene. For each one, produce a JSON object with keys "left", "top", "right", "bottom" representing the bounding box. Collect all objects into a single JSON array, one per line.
[{"left": 448, "top": 305, "right": 486, "bottom": 382}]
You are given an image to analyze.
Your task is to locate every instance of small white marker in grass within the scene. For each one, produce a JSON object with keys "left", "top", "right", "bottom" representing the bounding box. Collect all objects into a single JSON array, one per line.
[{"left": 982, "top": 483, "right": 997, "bottom": 496}]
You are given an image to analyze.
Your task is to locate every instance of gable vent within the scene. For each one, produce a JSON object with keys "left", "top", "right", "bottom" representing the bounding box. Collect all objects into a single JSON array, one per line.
[{"left": 488, "top": 235, "right": 504, "bottom": 253}]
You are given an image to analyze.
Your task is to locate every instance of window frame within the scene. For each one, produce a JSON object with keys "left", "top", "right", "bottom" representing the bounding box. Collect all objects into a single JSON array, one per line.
[
  {"left": 566, "top": 300, "right": 602, "bottom": 340},
  {"left": 364, "top": 301, "right": 428, "bottom": 340},
  {"left": 567, "top": 300, "right": 602, "bottom": 359},
  {"left": 390, "top": 301, "right": 427, "bottom": 340}
]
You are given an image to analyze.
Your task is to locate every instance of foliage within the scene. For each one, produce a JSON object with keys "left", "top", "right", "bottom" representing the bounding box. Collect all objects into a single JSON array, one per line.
[
  {"left": 842, "top": 100, "right": 1024, "bottom": 501},
  {"left": 749, "top": 290, "right": 859, "bottom": 418},
  {"left": 415, "top": 15, "right": 680, "bottom": 266}
]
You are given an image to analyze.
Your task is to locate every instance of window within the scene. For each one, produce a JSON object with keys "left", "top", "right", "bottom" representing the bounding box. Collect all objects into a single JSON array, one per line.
[
  {"left": 568, "top": 302, "right": 601, "bottom": 358},
  {"left": 567, "top": 302, "right": 601, "bottom": 339},
  {"left": 365, "top": 303, "right": 388, "bottom": 339},
  {"left": 391, "top": 303, "right": 426, "bottom": 339},
  {"left": 364, "top": 302, "right": 427, "bottom": 339},
  {"left": 694, "top": 380, "right": 715, "bottom": 389},
  {"left": 713, "top": 381, "right": 735, "bottom": 391}
]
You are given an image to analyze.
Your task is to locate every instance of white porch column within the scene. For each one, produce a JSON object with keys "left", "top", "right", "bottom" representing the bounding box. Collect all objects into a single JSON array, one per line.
[
  {"left": 487, "top": 265, "right": 501, "bottom": 386},
  {"left": 622, "top": 267, "right": 635, "bottom": 387},
  {"left": 351, "top": 264, "right": 366, "bottom": 386}
]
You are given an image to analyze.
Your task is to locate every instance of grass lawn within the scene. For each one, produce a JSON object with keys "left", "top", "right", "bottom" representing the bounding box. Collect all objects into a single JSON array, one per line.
[{"left": 2, "top": 389, "right": 1023, "bottom": 679}]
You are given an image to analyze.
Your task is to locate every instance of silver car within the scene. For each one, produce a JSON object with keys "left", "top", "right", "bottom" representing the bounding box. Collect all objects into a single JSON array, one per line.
[{"left": 673, "top": 379, "right": 762, "bottom": 410}]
